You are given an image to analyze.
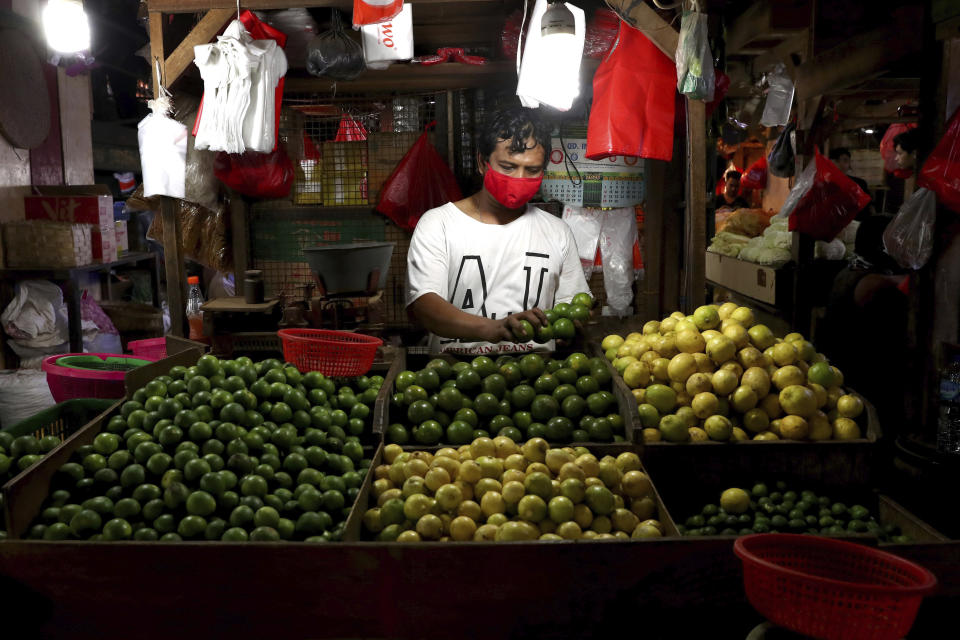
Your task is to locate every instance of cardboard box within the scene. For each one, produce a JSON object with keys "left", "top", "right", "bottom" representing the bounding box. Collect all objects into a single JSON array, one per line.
[
  {"left": 25, "top": 186, "right": 118, "bottom": 263},
  {"left": 705, "top": 251, "right": 780, "bottom": 304}
]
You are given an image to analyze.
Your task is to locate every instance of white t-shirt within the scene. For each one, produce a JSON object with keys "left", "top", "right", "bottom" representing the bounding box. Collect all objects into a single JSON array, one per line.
[{"left": 406, "top": 202, "right": 589, "bottom": 355}]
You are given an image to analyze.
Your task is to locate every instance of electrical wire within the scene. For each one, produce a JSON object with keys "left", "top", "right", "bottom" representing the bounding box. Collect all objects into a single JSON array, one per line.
[
  {"left": 652, "top": 0, "right": 683, "bottom": 9},
  {"left": 558, "top": 120, "right": 582, "bottom": 188}
]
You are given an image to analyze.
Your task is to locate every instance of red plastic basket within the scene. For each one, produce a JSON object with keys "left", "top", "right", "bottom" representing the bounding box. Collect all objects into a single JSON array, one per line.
[
  {"left": 278, "top": 329, "right": 381, "bottom": 377},
  {"left": 734, "top": 534, "right": 937, "bottom": 640},
  {"left": 128, "top": 338, "right": 167, "bottom": 360},
  {"left": 41, "top": 353, "right": 158, "bottom": 403}
]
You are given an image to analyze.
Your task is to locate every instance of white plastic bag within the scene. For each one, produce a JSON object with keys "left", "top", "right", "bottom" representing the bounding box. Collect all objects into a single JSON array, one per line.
[
  {"left": 138, "top": 93, "right": 187, "bottom": 198},
  {"left": 516, "top": 0, "right": 586, "bottom": 111},
  {"left": 0, "top": 370, "right": 55, "bottom": 428},
  {"left": 676, "top": 6, "right": 714, "bottom": 101},
  {"left": 361, "top": 2, "right": 413, "bottom": 69},
  {"left": 777, "top": 155, "right": 816, "bottom": 222},
  {"left": 561, "top": 205, "right": 602, "bottom": 280},
  {"left": 760, "top": 63, "right": 795, "bottom": 127},
  {"left": 598, "top": 208, "right": 638, "bottom": 315},
  {"left": 1, "top": 280, "right": 69, "bottom": 352},
  {"left": 883, "top": 187, "right": 937, "bottom": 269}
]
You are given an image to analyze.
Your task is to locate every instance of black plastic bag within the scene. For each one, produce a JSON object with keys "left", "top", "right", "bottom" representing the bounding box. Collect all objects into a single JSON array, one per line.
[
  {"left": 306, "top": 9, "right": 365, "bottom": 80},
  {"left": 768, "top": 122, "right": 796, "bottom": 178}
]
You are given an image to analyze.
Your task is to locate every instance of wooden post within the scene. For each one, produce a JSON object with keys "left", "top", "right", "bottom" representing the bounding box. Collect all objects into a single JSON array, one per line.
[
  {"left": 229, "top": 190, "right": 249, "bottom": 297},
  {"left": 148, "top": 11, "right": 165, "bottom": 100},
  {"left": 161, "top": 197, "right": 186, "bottom": 337},
  {"left": 641, "top": 160, "right": 666, "bottom": 320},
  {"left": 683, "top": 98, "right": 707, "bottom": 313}
]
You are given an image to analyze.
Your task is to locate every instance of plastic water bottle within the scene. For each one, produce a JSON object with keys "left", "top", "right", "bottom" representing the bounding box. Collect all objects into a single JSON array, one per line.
[
  {"left": 186, "top": 276, "right": 205, "bottom": 340},
  {"left": 936, "top": 355, "right": 960, "bottom": 454}
]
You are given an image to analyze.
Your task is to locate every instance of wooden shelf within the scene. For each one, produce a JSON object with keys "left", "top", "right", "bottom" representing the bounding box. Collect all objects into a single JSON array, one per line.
[
  {"left": 284, "top": 61, "right": 516, "bottom": 94},
  {"left": 147, "top": 0, "right": 504, "bottom": 13}
]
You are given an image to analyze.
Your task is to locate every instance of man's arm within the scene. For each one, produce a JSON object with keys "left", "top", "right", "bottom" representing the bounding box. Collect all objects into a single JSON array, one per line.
[{"left": 410, "top": 293, "right": 548, "bottom": 343}]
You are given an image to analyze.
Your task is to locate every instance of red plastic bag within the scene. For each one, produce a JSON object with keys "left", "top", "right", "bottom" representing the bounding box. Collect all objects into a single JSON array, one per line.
[
  {"left": 193, "top": 11, "right": 286, "bottom": 151},
  {"left": 353, "top": 0, "right": 403, "bottom": 28},
  {"left": 741, "top": 156, "right": 768, "bottom": 191},
  {"left": 214, "top": 147, "right": 294, "bottom": 198},
  {"left": 705, "top": 69, "right": 730, "bottom": 118},
  {"left": 783, "top": 148, "right": 871, "bottom": 241},
  {"left": 918, "top": 107, "right": 960, "bottom": 213},
  {"left": 584, "top": 9, "right": 619, "bottom": 59},
  {"left": 880, "top": 123, "right": 917, "bottom": 179},
  {"left": 586, "top": 22, "right": 676, "bottom": 162},
  {"left": 375, "top": 124, "right": 462, "bottom": 231},
  {"left": 335, "top": 114, "right": 368, "bottom": 141}
]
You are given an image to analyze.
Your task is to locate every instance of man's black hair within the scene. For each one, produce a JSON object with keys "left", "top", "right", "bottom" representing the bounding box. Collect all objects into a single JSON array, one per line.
[
  {"left": 829, "top": 147, "right": 852, "bottom": 161},
  {"left": 893, "top": 129, "right": 918, "bottom": 153},
  {"left": 478, "top": 106, "right": 552, "bottom": 167},
  {"left": 726, "top": 171, "right": 742, "bottom": 181}
]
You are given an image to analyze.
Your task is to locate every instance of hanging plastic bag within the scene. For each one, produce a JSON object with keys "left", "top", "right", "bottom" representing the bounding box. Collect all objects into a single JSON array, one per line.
[
  {"left": 306, "top": 10, "right": 365, "bottom": 80},
  {"left": 705, "top": 68, "right": 730, "bottom": 117},
  {"left": 586, "top": 21, "right": 676, "bottom": 162},
  {"left": 768, "top": 122, "right": 796, "bottom": 178},
  {"left": 375, "top": 123, "right": 462, "bottom": 231},
  {"left": 335, "top": 113, "right": 368, "bottom": 141},
  {"left": 214, "top": 147, "right": 294, "bottom": 198},
  {"left": 598, "top": 208, "right": 639, "bottom": 315},
  {"left": 561, "top": 205, "right": 603, "bottom": 279},
  {"left": 760, "top": 63, "right": 795, "bottom": 127},
  {"left": 676, "top": 6, "right": 714, "bottom": 101},
  {"left": 254, "top": 9, "right": 318, "bottom": 68},
  {"left": 584, "top": 8, "right": 619, "bottom": 59},
  {"left": 138, "top": 73, "right": 187, "bottom": 198},
  {"left": 516, "top": 0, "right": 586, "bottom": 111},
  {"left": 880, "top": 123, "right": 917, "bottom": 178},
  {"left": 741, "top": 155, "right": 768, "bottom": 191},
  {"left": 780, "top": 148, "right": 871, "bottom": 242},
  {"left": 918, "top": 107, "right": 960, "bottom": 213},
  {"left": 353, "top": 0, "right": 402, "bottom": 28},
  {"left": 883, "top": 187, "right": 937, "bottom": 269},
  {"left": 361, "top": 2, "right": 413, "bottom": 70}
]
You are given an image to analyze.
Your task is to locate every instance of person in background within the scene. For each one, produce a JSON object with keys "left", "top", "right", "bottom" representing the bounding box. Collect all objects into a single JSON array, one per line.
[
  {"left": 405, "top": 105, "right": 589, "bottom": 355},
  {"left": 713, "top": 171, "right": 749, "bottom": 211},
  {"left": 893, "top": 129, "right": 919, "bottom": 172},
  {"left": 830, "top": 147, "right": 873, "bottom": 220},
  {"left": 829, "top": 147, "right": 870, "bottom": 193}
]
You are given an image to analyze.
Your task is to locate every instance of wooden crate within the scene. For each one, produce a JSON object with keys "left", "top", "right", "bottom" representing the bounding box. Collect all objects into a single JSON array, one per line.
[
  {"left": 381, "top": 349, "right": 640, "bottom": 447},
  {"left": 350, "top": 441, "right": 679, "bottom": 541}
]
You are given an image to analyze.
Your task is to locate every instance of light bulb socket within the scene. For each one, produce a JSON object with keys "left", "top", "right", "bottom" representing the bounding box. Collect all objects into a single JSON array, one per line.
[{"left": 542, "top": 1, "right": 575, "bottom": 37}]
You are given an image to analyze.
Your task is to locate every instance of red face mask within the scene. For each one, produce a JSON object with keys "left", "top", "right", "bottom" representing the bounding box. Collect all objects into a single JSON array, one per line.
[{"left": 483, "top": 163, "right": 543, "bottom": 209}]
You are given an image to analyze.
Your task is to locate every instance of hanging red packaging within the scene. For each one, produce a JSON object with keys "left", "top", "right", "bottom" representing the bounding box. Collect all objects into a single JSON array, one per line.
[
  {"left": 918, "top": 107, "right": 960, "bottom": 213},
  {"left": 375, "top": 123, "right": 462, "bottom": 231},
  {"left": 192, "top": 11, "right": 287, "bottom": 151},
  {"left": 880, "top": 122, "right": 917, "bottom": 179},
  {"left": 353, "top": 0, "right": 403, "bottom": 28},
  {"left": 786, "top": 148, "right": 871, "bottom": 242},
  {"left": 740, "top": 155, "right": 768, "bottom": 191},
  {"left": 586, "top": 21, "right": 676, "bottom": 162},
  {"left": 335, "top": 114, "right": 368, "bottom": 141},
  {"left": 214, "top": 146, "right": 295, "bottom": 198}
]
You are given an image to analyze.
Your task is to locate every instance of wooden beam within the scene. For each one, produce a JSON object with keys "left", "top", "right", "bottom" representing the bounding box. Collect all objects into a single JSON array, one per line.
[
  {"left": 727, "top": 1, "right": 807, "bottom": 56},
  {"left": 750, "top": 31, "right": 808, "bottom": 76},
  {"left": 794, "top": 8, "right": 923, "bottom": 100},
  {"left": 147, "top": 0, "right": 501, "bottom": 14},
  {"left": 161, "top": 197, "right": 187, "bottom": 337},
  {"left": 163, "top": 8, "right": 233, "bottom": 90},
  {"left": 148, "top": 11, "right": 165, "bottom": 100},
  {"left": 604, "top": 0, "right": 679, "bottom": 58},
  {"left": 284, "top": 61, "right": 516, "bottom": 94},
  {"left": 683, "top": 99, "right": 706, "bottom": 314}
]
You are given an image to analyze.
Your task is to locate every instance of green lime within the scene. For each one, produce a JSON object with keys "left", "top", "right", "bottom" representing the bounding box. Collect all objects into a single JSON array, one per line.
[
  {"left": 407, "top": 400, "right": 434, "bottom": 424},
  {"left": 177, "top": 515, "right": 207, "bottom": 538},
  {"left": 446, "top": 421, "right": 473, "bottom": 444},
  {"left": 385, "top": 423, "right": 409, "bottom": 444},
  {"left": 513, "top": 319, "right": 535, "bottom": 341},
  {"left": 103, "top": 517, "right": 133, "bottom": 540},
  {"left": 552, "top": 302, "right": 571, "bottom": 318},
  {"left": 250, "top": 526, "right": 280, "bottom": 541},
  {"left": 413, "top": 420, "right": 442, "bottom": 445},
  {"left": 531, "top": 395, "right": 559, "bottom": 422},
  {"left": 572, "top": 292, "right": 593, "bottom": 308},
  {"left": 519, "top": 354, "right": 546, "bottom": 379},
  {"left": 568, "top": 304, "right": 590, "bottom": 323},
  {"left": 69, "top": 509, "right": 102, "bottom": 536},
  {"left": 454, "top": 368, "right": 481, "bottom": 392},
  {"left": 553, "top": 318, "right": 576, "bottom": 341}
]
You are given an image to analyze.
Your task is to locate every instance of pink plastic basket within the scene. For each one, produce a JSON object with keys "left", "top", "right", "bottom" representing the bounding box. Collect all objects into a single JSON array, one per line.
[
  {"left": 42, "top": 353, "right": 158, "bottom": 402},
  {"left": 128, "top": 338, "right": 168, "bottom": 360}
]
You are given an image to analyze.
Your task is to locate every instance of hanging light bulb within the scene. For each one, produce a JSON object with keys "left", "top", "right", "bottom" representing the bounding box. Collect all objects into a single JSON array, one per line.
[
  {"left": 43, "top": 0, "right": 91, "bottom": 53},
  {"left": 517, "top": 1, "right": 583, "bottom": 111}
]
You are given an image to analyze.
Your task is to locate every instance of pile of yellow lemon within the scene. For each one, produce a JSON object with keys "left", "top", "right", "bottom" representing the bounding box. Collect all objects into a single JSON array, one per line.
[
  {"left": 602, "top": 303, "right": 866, "bottom": 443},
  {"left": 362, "top": 438, "right": 665, "bottom": 542}
]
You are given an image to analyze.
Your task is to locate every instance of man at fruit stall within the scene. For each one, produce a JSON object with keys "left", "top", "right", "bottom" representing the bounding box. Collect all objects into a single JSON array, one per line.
[{"left": 406, "top": 105, "right": 590, "bottom": 355}]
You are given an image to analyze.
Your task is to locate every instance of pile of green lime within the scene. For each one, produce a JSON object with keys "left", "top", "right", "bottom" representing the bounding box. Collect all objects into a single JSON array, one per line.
[
  {"left": 0, "top": 431, "right": 64, "bottom": 538},
  {"left": 511, "top": 292, "right": 594, "bottom": 343},
  {"left": 386, "top": 352, "right": 625, "bottom": 446},
  {"left": 677, "top": 480, "right": 909, "bottom": 542},
  {"left": 23, "top": 355, "right": 378, "bottom": 542}
]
